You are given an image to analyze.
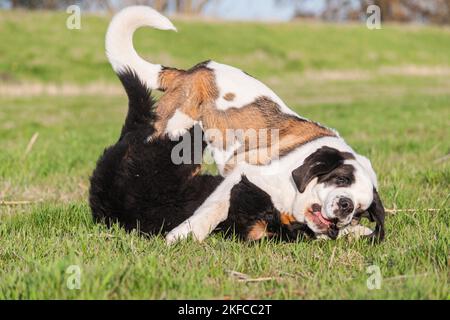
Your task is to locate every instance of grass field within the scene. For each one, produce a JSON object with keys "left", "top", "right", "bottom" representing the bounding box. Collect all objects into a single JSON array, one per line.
[{"left": 0, "top": 10, "right": 449, "bottom": 299}]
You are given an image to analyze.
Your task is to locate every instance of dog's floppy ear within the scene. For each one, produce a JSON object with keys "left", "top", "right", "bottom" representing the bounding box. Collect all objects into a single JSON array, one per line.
[
  {"left": 365, "top": 188, "right": 385, "bottom": 242},
  {"left": 291, "top": 146, "right": 351, "bottom": 193}
]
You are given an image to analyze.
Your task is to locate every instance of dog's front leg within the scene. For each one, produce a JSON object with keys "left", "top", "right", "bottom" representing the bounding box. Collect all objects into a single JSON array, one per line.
[{"left": 166, "top": 172, "right": 243, "bottom": 244}]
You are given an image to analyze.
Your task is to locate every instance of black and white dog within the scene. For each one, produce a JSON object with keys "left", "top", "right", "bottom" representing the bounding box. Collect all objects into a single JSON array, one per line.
[
  {"left": 89, "top": 69, "right": 317, "bottom": 241},
  {"left": 103, "top": 6, "right": 386, "bottom": 244}
]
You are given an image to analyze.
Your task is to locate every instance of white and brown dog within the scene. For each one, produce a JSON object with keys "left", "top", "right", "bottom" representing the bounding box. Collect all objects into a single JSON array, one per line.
[{"left": 105, "top": 6, "right": 385, "bottom": 244}]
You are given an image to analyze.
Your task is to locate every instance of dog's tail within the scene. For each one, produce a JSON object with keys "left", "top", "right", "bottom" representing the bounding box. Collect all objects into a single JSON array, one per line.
[
  {"left": 117, "top": 68, "right": 157, "bottom": 138},
  {"left": 106, "top": 6, "right": 177, "bottom": 91}
]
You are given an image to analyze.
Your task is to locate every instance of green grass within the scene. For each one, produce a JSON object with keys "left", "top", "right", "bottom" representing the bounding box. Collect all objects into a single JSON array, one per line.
[
  {"left": 1, "top": 10, "right": 450, "bottom": 83},
  {"left": 0, "top": 10, "right": 449, "bottom": 299}
]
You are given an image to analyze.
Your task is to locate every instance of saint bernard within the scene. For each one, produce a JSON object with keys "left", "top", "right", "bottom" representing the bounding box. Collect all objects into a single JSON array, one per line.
[{"left": 105, "top": 6, "right": 386, "bottom": 244}]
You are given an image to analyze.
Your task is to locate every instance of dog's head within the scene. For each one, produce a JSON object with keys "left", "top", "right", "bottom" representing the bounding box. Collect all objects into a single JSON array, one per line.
[{"left": 291, "top": 146, "right": 385, "bottom": 241}]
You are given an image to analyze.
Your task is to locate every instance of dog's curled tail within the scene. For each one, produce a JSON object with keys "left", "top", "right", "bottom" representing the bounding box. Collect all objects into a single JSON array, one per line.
[{"left": 106, "top": 6, "right": 177, "bottom": 90}]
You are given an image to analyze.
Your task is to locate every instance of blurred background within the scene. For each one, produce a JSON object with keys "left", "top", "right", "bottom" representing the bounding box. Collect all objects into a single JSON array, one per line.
[
  {"left": 0, "top": 0, "right": 448, "bottom": 201},
  {"left": 1, "top": 0, "right": 449, "bottom": 24},
  {"left": 0, "top": 0, "right": 449, "bottom": 299}
]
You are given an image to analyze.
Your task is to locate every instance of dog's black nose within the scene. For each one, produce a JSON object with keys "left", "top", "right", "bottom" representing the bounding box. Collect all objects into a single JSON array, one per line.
[{"left": 338, "top": 197, "right": 354, "bottom": 216}]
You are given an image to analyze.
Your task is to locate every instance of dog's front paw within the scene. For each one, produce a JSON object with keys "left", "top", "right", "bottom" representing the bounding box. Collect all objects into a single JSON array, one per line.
[
  {"left": 166, "top": 221, "right": 192, "bottom": 245},
  {"left": 165, "top": 218, "right": 212, "bottom": 245},
  {"left": 167, "top": 127, "right": 189, "bottom": 140},
  {"left": 165, "top": 110, "right": 196, "bottom": 140}
]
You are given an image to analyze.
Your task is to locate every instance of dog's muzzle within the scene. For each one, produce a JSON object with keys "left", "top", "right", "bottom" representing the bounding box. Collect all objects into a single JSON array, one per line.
[
  {"left": 336, "top": 197, "right": 354, "bottom": 218},
  {"left": 324, "top": 191, "right": 356, "bottom": 226}
]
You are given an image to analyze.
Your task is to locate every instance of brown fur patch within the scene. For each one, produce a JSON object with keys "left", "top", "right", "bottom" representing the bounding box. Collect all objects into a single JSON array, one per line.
[
  {"left": 223, "top": 92, "right": 236, "bottom": 101},
  {"left": 190, "top": 165, "right": 202, "bottom": 178},
  {"left": 154, "top": 64, "right": 336, "bottom": 171},
  {"left": 153, "top": 64, "right": 218, "bottom": 136},
  {"left": 158, "top": 67, "right": 184, "bottom": 91},
  {"left": 247, "top": 220, "right": 268, "bottom": 241},
  {"left": 217, "top": 99, "right": 336, "bottom": 173},
  {"left": 280, "top": 212, "right": 296, "bottom": 225}
]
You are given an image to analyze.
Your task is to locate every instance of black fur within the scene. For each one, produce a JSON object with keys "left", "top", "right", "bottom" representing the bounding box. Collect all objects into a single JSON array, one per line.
[
  {"left": 291, "top": 146, "right": 355, "bottom": 193},
  {"left": 89, "top": 70, "right": 221, "bottom": 233},
  {"left": 89, "top": 69, "right": 313, "bottom": 241},
  {"left": 354, "top": 188, "right": 385, "bottom": 242},
  {"left": 223, "top": 176, "right": 315, "bottom": 241}
]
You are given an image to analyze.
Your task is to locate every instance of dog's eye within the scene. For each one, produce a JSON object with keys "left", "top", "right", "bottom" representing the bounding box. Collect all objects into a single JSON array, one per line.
[{"left": 336, "top": 176, "right": 351, "bottom": 186}]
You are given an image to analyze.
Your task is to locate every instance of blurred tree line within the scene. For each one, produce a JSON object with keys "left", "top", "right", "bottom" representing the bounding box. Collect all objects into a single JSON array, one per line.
[
  {"left": 284, "top": 0, "right": 450, "bottom": 24},
  {"left": 1, "top": 0, "right": 449, "bottom": 24},
  {"left": 1, "top": 0, "right": 213, "bottom": 14}
]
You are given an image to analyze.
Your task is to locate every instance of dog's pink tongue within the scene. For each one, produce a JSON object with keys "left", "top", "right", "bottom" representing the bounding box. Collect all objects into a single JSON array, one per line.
[{"left": 314, "top": 210, "right": 332, "bottom": 226}]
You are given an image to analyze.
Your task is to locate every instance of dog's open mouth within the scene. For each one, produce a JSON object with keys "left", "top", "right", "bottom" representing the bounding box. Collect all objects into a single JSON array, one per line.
[
  {"left": 304, "top": 204, "right": 341, "bottom": 239},
  {"left": 305, "top": 204, "right": 334, "bottom": 229}
]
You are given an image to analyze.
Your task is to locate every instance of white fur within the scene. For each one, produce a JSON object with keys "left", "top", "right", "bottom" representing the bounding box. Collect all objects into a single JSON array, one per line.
[
  {"left": 207, "top": 61, "right": 300, "bottom": 117},
  {"left": 104, "top": 8, "right": 378, "bottom": 244},
  {"left": 308, "top": 159, "right": 374, "bottom": 220},
  {"left": 355, "top": 154, "right": 378, "bottom": 188},
  {"left": 165, "top": 110, "right": 196, "bottom": 139},
  {"left": 210, "top": 142, "right": 242, "bottom": 175},
  {"left": 291, "top": 156, "right": 376, "bottom": 233},
  {"left": 166, "top": 171, "right": 243, "bottom": 244},
  {"left": 167, "top": 136, "right": 358, "bottom": 242},
  {"left": 105, "top": 6, "right": 177, "bottom": 90},
  {"left": 166, "top": 136, "right": 378, "bottom": 243},
  {"left": 202, "top": 128, "right": 243, "bottom": 175}
]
